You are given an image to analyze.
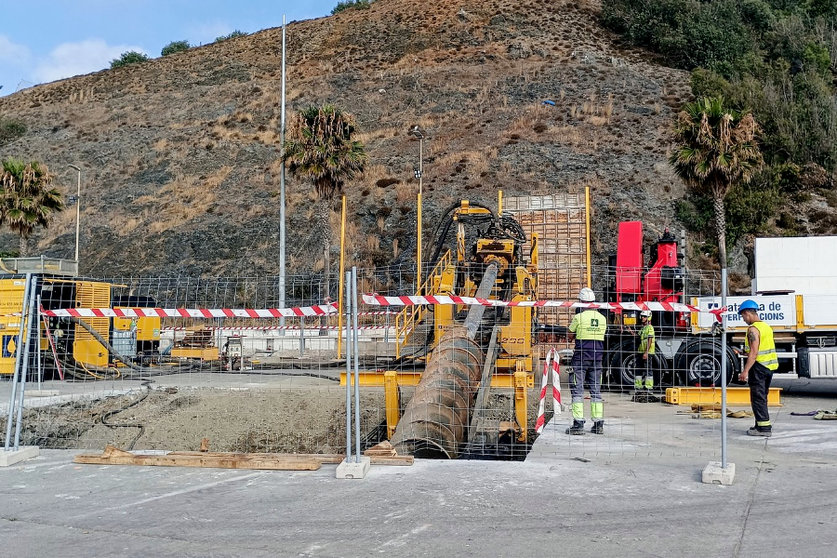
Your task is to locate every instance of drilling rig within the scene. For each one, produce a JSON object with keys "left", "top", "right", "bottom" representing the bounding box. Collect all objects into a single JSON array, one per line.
[{"left": 389, "top": 200, "right": 539, "bottom": 458}]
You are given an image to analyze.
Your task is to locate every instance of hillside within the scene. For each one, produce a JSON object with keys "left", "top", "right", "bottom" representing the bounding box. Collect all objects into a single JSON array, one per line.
[{"left": 0, "top": 0, "right": 695, "bottom": 279}]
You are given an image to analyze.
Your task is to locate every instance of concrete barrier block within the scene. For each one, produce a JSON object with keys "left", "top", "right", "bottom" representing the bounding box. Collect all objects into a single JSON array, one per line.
[
  {"left": 702, "top": 461, "right": 735, "bottom": 485},
  {"left": 0, "top": 446, "right": 39, "bottom": 467},
  {"left": 336, "top": 456, "right": 371, "bottom": 479}
]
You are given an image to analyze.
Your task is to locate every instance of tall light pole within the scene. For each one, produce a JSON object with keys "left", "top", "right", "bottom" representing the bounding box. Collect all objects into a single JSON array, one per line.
[
  {"left": 408, "top": 125, "right": 426, "bottom": 292},
  {"left": 67, "top": 164, "right": 81, "bottom": 265},
  {"left": 279, "top": 15, "right": 287, "bottom": 323}
]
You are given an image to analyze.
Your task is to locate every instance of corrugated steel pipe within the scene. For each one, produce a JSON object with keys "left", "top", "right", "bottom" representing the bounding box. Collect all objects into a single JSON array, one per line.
[
  {"left": 390, "top": 329, "right": 483, "bottom": 458},
  {"left": 391, "top": 263, "right": 497, "bottom": 458}
]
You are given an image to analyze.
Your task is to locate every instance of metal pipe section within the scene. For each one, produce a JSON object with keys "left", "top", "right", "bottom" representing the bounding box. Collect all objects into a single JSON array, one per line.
[
  {"left": 721, "top": 267, "right": 728, "bottom": 468},
  {"left": 390, "top": 330, "right": 484, "bottom": 458},
  {"left": 464, "top": 263, "right": 499, "bottom": 340},
  {"left": 4, "top": 274, "right": 32, "bottom": 451},
  {"left": 352, "top": 266, "right": 361, "bottom": 462},
  {"left": 14, "top": 276, "right": 39, "bottom": 449},
  {"left": 344, "top": 271, "right": 352, "bottom": 461},
  {"left": 391, "top": 263, "right": 497, "bottom": 458}
]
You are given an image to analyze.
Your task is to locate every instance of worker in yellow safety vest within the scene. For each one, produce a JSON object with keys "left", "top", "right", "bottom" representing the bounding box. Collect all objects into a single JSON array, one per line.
[
  {"left": 567, "top": 287, "right": 607, "bottom": 435},
  {"left": 738, "top": 299, "right": 779, "bottom": 437},
  {"left": 634, "top": 310, "right": 655, "bottom": 393}
]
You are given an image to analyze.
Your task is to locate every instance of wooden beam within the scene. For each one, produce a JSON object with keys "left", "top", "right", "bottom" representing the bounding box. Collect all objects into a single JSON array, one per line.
[
  {"left": 74, "top": 445, "right": 320, "bottom": 471},
  {"left": 73, "top": 445, "right": 415, "bottom": 469}
]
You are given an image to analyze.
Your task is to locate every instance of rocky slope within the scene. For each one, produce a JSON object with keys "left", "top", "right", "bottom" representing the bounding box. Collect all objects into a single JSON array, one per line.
[{"left": 0, "top": 0, "right": 694, "bottom": 278}]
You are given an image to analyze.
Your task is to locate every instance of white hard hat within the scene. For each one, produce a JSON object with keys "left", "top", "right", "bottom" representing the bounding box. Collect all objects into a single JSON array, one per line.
[
  {"left": 578, "top": 287, "right": 596, "bottom": 302},
  {"left": 640, "top": 310, "right": 652, "bottom": 318}
]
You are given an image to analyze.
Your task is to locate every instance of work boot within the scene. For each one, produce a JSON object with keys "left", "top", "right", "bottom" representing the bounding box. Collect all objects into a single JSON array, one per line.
[
  {"left": 747, "top": 426, "right": 772, "bottom": 437},
  {"left": 591, "top": 421, "right": 604, "bottom": 435},
  {"left": 566, "top": 420, "right": 585, "bottom": 436}
]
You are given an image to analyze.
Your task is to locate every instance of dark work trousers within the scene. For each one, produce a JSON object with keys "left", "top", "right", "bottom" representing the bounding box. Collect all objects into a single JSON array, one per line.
[
  {"left": 570, "top": 340, "right": 604, "bottom": 420},
  {"left": 748, "top": 362, "right": 774, "bottom": 429},
  {"left": 634, "top": 355, "right": 654, "bottom": 389}
]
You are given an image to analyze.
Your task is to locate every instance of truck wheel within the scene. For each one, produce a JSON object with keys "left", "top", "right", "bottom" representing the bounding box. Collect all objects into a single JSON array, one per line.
[
  {"left": 605, "top": 339, "right": 637, "bottom": 390},
  {"left": 673, "top": 340, "right": 740, "bottom": 386},
  {"left": 606, "top": 340, "right": 668, "bottom": 389}
]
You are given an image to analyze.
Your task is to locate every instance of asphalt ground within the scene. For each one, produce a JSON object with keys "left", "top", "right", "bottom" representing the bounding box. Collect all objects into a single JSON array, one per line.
[{"left": 1, "top": 377, "right": 836, "bottom": 557}]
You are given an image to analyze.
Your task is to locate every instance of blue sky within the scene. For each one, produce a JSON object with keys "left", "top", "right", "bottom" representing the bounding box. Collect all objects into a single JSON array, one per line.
[{"left": 0, "top": 0, "right": 336, "bottom": 96}]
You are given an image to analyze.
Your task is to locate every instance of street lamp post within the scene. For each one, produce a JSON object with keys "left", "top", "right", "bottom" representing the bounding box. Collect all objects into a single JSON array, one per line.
[
  {"left": 67, "top": 164, "right": 81, "bottom": 266},
  {"left": 408, "top": 125, "right": 426, "bottom": 292}
]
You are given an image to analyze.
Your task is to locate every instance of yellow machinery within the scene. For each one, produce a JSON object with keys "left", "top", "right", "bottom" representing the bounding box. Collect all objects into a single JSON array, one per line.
[
  {"left": 0, "top": 278, "right": 27, "bottom": 375},
  {"left": 397, "top": 200, "right": 539, "bottom": 372},
  {"left": 0, "top": 275, "right": 162, "bottom": 378},
  {"left": 170, "top": 327, "right": 221, "bottom": 361},
  {"left": 380, "top": 199, "right": 540, "bottom": 457}
]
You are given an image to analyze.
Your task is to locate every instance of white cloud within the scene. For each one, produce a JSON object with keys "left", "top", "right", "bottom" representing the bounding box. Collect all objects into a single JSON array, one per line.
[
  {"left": 0, "top": 34, "right": 31, "bottom": 64},
  {"left": 32, "top": 39, "right": 147, "bottom": 84}
]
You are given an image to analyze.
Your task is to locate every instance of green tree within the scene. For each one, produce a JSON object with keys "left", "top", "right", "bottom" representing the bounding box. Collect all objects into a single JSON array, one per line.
[
  {"left": 215, "top": 30, "right": 247, "bottom": 42},
  {"left": 0, "top": 159, "right": 65, "bottom": 256},
  {"left": 283, "top": 106, "right": 366, "bottom": 302},
  {"left": 332, "top": 0, "right": 372, "bottom": 15},
  {"left": 161, "top": 40, "right": 191, "bottom": 56},
  {"left": 670, "top": 97, "right": 764, "bottom": 267},
  {"left": 110, "top": 51, "right": 149, "bottom": 68}
]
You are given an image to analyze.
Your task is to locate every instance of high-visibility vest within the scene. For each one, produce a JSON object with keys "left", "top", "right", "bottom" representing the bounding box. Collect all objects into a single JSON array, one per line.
[
  {"left": 638, "top": 324, "right": 655, "bottom": 355},
  {"left": 570, "top": 310, "right": 607, "bottom": 341},
  {"left": 745, "top": 321, "right": 778, "bottom": 371}
]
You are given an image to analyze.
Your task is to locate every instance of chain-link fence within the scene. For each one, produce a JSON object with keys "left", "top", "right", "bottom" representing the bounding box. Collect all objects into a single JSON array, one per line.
[{"left": 0, "top": 262, "right": 772, "bottom": 463}]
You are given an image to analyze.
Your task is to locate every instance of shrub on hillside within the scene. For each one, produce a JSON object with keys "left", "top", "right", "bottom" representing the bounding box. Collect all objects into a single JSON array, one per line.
[
  {"left": 331, "top": 0, "right": 373, "bottom": 15},
  {"left": 215, "top": 30, "right": 248, "bottom": 42},
  {"left": 0, "top": 117, "right": 26, "bottom": 147},
  {"left": 110, "top": 51, "right": 150, "bottom": 68},
  {"left": 161, "top": 40, "right": 191, "bottom": 56}
]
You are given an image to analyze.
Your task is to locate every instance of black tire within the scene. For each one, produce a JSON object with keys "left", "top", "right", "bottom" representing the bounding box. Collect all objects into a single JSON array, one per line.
[
  {"left": 673, "top": 339, "right": 740, "bottom": 387},
  {"left": 606, "top": 339, "right": 668, "bottom": 389}
]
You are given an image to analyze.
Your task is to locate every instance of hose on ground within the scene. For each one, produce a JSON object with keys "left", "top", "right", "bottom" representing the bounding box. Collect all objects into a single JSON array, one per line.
[{"left": 99, "top": 378, "right": 153, "bottom": 450}]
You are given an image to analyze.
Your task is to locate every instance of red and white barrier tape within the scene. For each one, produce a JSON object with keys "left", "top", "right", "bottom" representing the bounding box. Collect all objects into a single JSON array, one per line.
[
  {"left": 362, "top": 294, "right": 705, "bottom": 314},
  {"left": 357, "top": 310, "right": 397, "bottom": 316},
  {"left": 535, "top": 349, "right": 562, "bottom": 434},
  {"left": 163, "top": 324, "right": 388, "bottom": 332},
  {"left": 41, "top": 302, "right": 338, "bottom": 319}
]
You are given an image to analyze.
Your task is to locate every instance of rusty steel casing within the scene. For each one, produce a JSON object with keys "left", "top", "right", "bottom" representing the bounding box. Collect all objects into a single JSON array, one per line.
[{"left": 391, "top": 328, "right": 484, "bottom": 458}]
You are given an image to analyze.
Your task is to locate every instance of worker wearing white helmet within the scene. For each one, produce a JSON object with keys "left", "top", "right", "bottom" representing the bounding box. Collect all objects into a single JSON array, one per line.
[
  {"left": 634, "top": 310, "right": 655, "bottom": 394},
  {"left": 567, "top": 287, "right": 607, "bottom": 435}
]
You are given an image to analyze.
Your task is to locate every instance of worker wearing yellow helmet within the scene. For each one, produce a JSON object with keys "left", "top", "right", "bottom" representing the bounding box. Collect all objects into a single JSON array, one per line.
[
  {"left": 567, "top": 287, "right": 607, "bottom": 435},
  {"left": 738, "top": 299, "right": 778, "bottom": 437},
  {"left": 634, "top": 310, "right": 655, "bottom": 394}
]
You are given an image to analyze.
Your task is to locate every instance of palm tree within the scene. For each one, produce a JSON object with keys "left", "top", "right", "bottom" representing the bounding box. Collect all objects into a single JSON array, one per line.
[
  {"left": 0, "top": 159, "right": 65, "bottom": 256},
  {"left": 283, "top": 105, "right": 366, "bottom": 304},
  {"left": 670, "top": 97, "right": 763, "bottom": 267}
]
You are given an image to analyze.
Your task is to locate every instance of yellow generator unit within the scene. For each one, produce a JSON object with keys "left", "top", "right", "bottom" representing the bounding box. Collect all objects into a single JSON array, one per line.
[
  {"left": 38, "top": 280, "right": 162, "bottom": 375},
  {"left": 0, "top": 278, "right": 27, "bottom": 375},
  {"left": 72, "top": 280, "right": 111, "bottom": 368}
]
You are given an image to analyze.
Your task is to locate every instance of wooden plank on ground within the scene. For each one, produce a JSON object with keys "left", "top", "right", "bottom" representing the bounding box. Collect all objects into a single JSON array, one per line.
[
  {"left": 73, "top": 445, "right": 415, "bottom": 469},
  {"left": 74, "top": 445, "right": 320, "bottom": 471}
]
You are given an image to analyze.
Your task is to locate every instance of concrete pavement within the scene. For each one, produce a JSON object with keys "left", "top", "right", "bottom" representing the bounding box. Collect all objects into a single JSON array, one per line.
[{"left": 2, "top": 381, "right": 836, "bottom": 558}]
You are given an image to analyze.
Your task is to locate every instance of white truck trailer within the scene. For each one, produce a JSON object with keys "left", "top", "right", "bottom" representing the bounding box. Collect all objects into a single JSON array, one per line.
[{"left": 693, "top": 236, "right": 837, "bottom": 380}]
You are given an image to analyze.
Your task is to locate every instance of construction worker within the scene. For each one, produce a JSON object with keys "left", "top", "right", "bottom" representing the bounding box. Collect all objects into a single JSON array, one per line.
[
  {"left": 567, "top": 287, "right": 607, "bottom": 435},
  {"left": 738, "top": 299, "right": 778, "bottom": 437},
  {"left": 634, "top": 310, "right": 655, "bottom": 393}
]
